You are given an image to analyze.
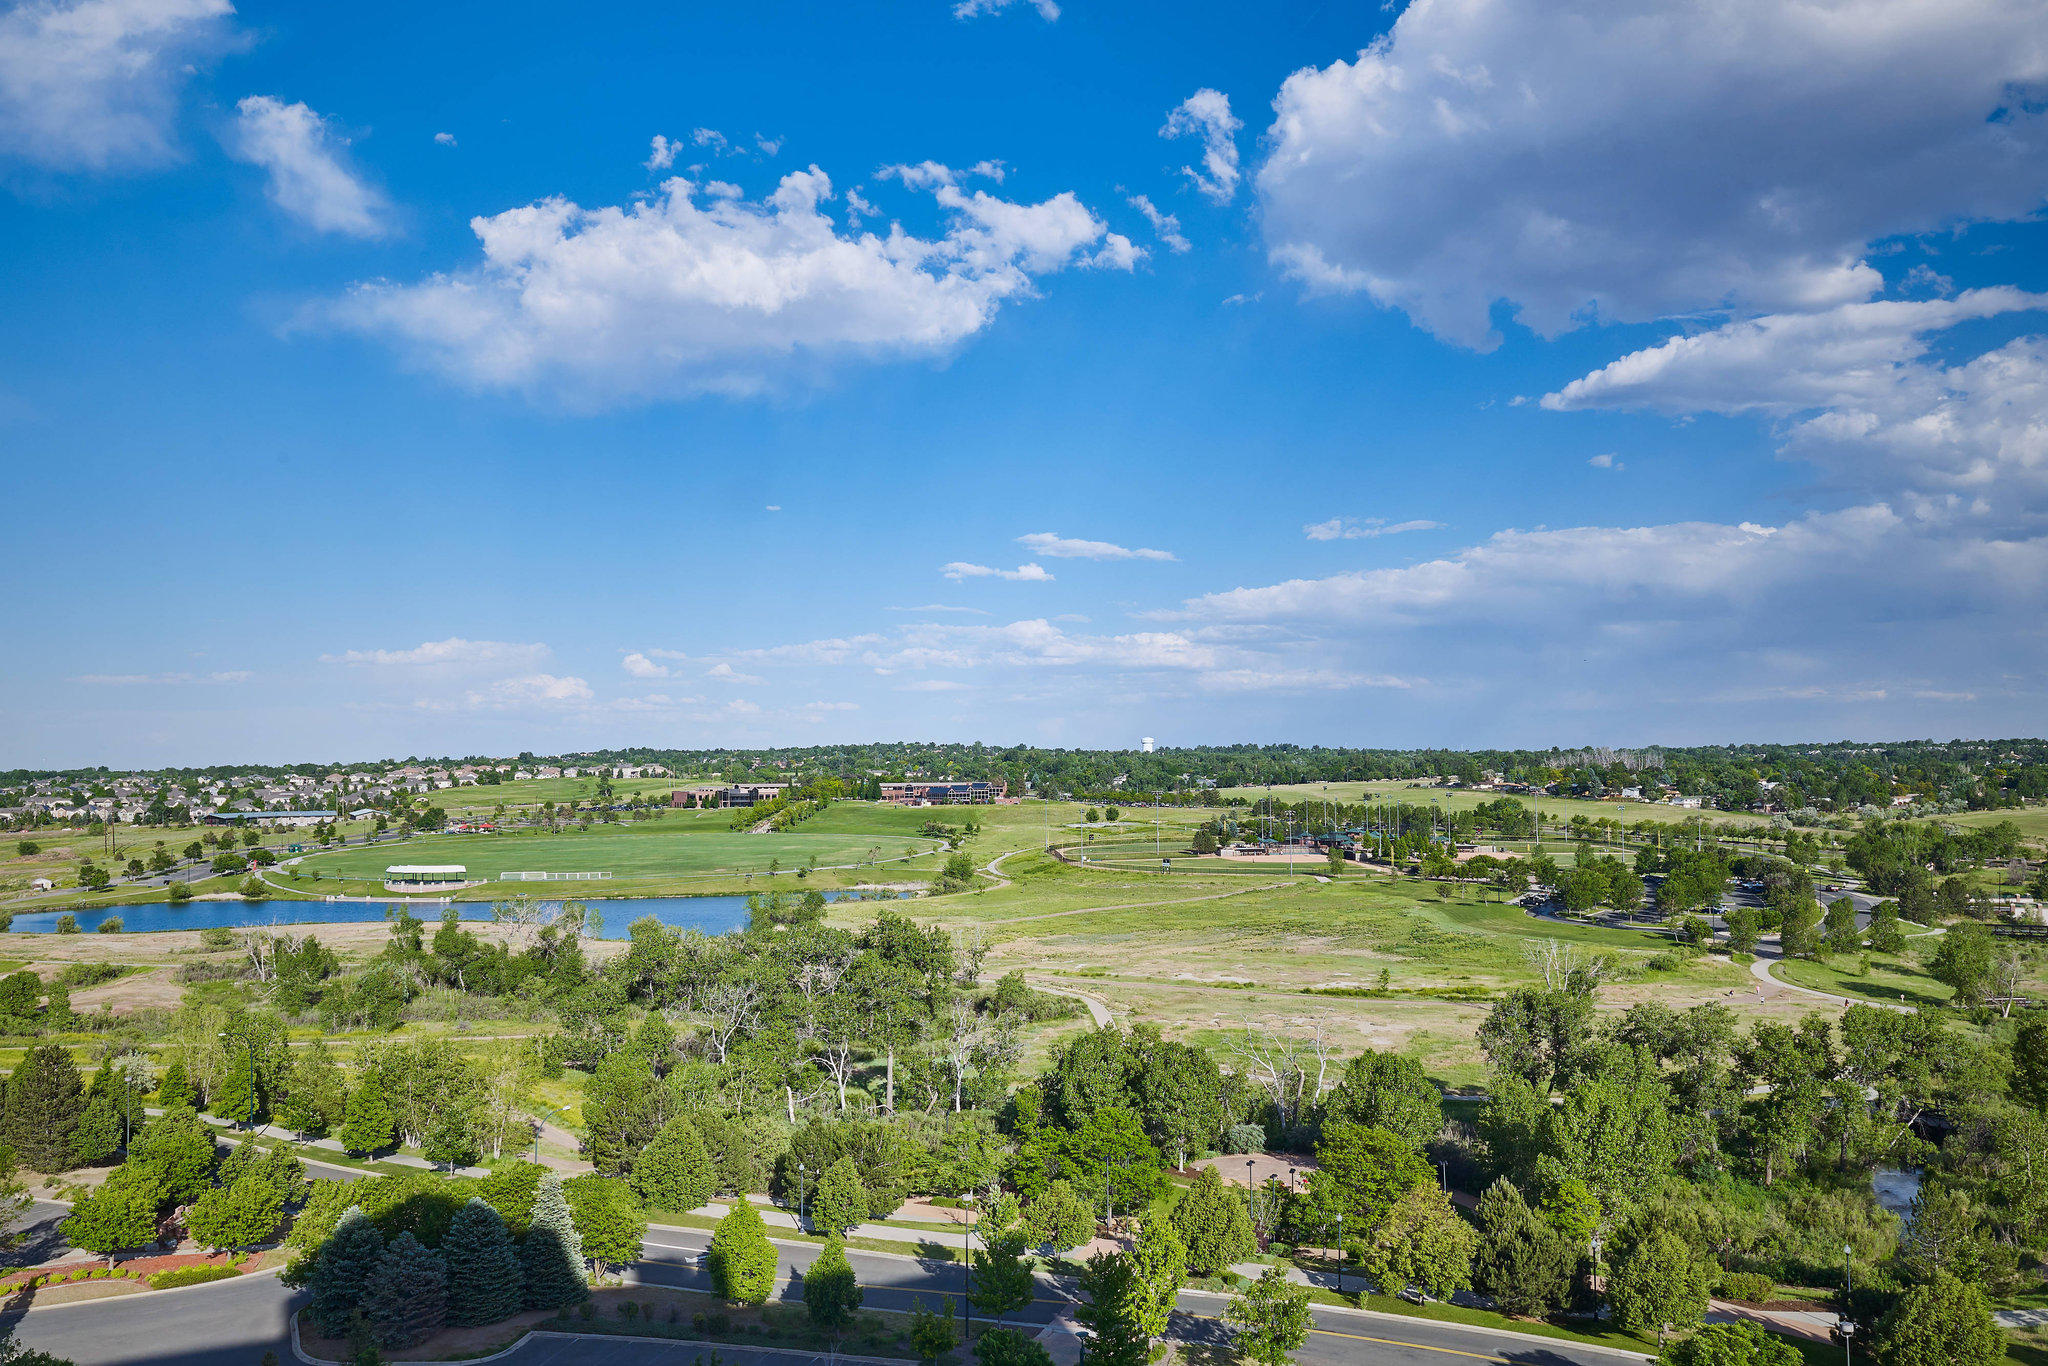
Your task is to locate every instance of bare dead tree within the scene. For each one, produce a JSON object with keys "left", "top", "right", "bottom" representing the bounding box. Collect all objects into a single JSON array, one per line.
[
  {"left": 684, "top": 980, "right": 760, "bottom": 1064},
  {"left": 1522, "top": 939, "right": 1581, "bottom": 991},
  {"left": 488, "top": 894, "right": 555, "bottom": 950},
  {"left": 940, "top": 996, "right": 988, "bottom": 1113}
]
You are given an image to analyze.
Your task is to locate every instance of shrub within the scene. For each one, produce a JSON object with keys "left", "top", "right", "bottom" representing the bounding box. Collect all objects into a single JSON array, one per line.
[
  {"left": 95, "top": 918, "right": 124, "bottom": 934},
  {"left": 1222, "top": 1123, "right": 1266, "bottom": 1155},
  {"left": 148, "top": 1265, "right": 243, "bottom": 1289},
  {"left": 1716, "top": 1271, "right": 1775, "bottom": 1303}
]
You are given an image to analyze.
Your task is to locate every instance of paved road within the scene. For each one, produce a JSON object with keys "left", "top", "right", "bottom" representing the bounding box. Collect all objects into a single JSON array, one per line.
[
  {"left": 9, "top": 1222, "right": 1643, "bottom": 1366},
  {"left": 4, "top": 1201, "right": 78, "bottom": 1266}
]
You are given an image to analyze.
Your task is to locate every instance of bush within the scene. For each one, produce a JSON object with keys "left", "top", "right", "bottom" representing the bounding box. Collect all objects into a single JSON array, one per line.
[
  {"left": 96, "top": 917, "right": 124, "bottom": 934},
  {"left": 1221, "top": 1123, "right": 1266, "bottom": 1155},
  {"left": 56, "top": 915, "right": 78, "bottom": 934},
  {"left": 1716, "top": 1271, "right": 1775, "bottom": 1303},
  {"left": 199, "top": 928, "right": 235, "bottom": 950},
  {"left": 148, "top": 1265, "right": 243, "bottom": 1289}
]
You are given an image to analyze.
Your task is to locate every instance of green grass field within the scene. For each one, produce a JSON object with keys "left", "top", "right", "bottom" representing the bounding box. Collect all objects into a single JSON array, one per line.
[
  {"left": 297, "top": 821, "right": 942, "bottom": 882},
  {"left": 420, "top": 775, "right": 692, "bottom": 812},
  {"left": 1947, "top": 804, "right": 2048, "bottom": 846},
  {"left": 1220, "top": 778, "right": 1777, "bottom": 830}
]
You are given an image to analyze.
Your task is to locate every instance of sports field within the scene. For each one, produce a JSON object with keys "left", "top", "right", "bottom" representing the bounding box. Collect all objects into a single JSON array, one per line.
[{"left": 297, "top": 824, "right": 939, "bottom": 882}]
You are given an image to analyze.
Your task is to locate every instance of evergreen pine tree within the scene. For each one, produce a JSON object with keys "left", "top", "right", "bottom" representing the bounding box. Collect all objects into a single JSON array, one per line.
[
  {"left": 308, "top": 1206, "right": 387, "bottom": 1337},
  {"left": 3, "top": 1045, "right": 85, "bottom": 1173},
  {"left": 804, "top": 1235, "right": 863, "bottom": 1334},
  {"left": 1471, "top": 1178, "right": 1573, "bottom": 1318},
  {"left": 157, "top": 1059, "right": 197, "bottom": 1110},
  {"left": 709, "top": 1200, "right": 777, "bottom": 1305},
  {"left": 811, "top": 1156, "right": 870, "bottom": 1237},
  {"left": 633, "top": 1116, "right": 715, "bottom": 1213},
  {"left": 340, "top": 1082, "right": 396, "bottom": 1157},
  {"left": 442, "top": 1197, "right": 524, "bottom": 1326},
  {"left": 519, "top": 1173, "right": 588, "bottom": 1310},
  {"left": 213, "top": 1048, "right": 260, "bottom": 1128},
  {"left": 71, "top": 1094, "right": 121, "bottom": 1167},
  {"left": 360, "top": 1231, "right": 448, "bottom": 1350}
]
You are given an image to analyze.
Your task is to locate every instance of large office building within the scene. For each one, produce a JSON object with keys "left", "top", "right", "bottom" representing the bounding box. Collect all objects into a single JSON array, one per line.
[
  {"left": 671, "top": 784, "right": 788, "bottom": 808},
  {"left": 877, "top": 779, "right": 1007, "bottom": 805}
]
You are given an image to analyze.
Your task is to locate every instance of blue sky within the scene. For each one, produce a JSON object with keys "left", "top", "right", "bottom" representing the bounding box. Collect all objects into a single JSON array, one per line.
[{"left": 3, "top": 0, "right": 2045, "bottom": 767}]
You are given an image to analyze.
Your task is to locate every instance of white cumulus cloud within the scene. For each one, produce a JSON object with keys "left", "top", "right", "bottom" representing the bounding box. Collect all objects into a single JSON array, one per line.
[
  {"left": 330, "top": 162, "right": 1134, "bottom": 402},
  {"left": 1257, "top": 0, "right": 2048, "bottom": 348},
  {"left": 621, "top": 651, "right": 669, "bottom": 678},
  {"left": 1545, "top": 288, "right": 2048, "bottom": 503},
  {"left": 227, "top": 96, "right": 389, "bottom": 237}
]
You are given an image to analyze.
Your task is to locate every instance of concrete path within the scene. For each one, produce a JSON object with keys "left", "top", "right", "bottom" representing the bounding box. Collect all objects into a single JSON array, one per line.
[
  {"left": 1747, "top": 940, "right": 1913, "bottom": 1014},
  {"left": 1028, "top": 980, "right": 1112, "bottom": 1028}
]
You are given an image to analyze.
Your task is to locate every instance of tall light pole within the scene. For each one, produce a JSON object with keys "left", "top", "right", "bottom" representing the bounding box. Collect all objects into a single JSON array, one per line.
[
  {"left": 1334, "top": 1211, "right": 1344, "bottom": 1298},
  {"left": 1842, "top": 1242, "right": 1854, "bottom": 1366},
  {"left": 960, "top": 1190, "right": 975, "bottom": 1341}
]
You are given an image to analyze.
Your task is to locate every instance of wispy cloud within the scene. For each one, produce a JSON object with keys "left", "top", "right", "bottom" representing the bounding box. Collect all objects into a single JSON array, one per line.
[
  {"left": 1161, "top": 88, "right": 1241, "bottom": 204},
  {"left": 321, "top": 638, "right": 550, "bottom": 668},
  {"left": 226, "top": 96, "right": 390, "bottom": 237},
  {"left": 953, "top": 0, "right": 1059, "bottom": 21},
  {"left": 1303, "top": 517, "right": 1444, "bottom": 541},
  {"left": 1016, "top": 532, "right": 1175, "bottom": 562},
  {"left": 1126, "top": 194, "right": 1190, "bottom": 254},
  {"left": 74, "top": 670, "right": 250, "bottom": 685},
  {"left": 942, "top": 561, "right": 1054, "bottom": 582}
]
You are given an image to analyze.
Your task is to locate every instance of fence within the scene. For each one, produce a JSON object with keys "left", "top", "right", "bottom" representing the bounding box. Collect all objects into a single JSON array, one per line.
[{"left": 498, "top": 871, "right": 613, "bottom": 882}]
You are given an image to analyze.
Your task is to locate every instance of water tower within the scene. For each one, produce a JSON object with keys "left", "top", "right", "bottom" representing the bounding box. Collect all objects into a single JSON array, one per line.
[{"left": 1141, "top": 736, "right": 1155, "bottom": 753}]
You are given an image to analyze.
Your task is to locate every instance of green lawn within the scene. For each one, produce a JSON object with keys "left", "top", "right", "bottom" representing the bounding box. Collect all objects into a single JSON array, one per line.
[
  {"left": 295, "top": 820, "right": 942, "bottom": 882},
  {"left": 420, "top": 775, "right": 694, "bottom": 812},
  {"left": 1220, "top": 778, "right": 1777, "bottom": 830},
  {"left": 1774, "top": 951, "right": 1955, "bottom": 1008}
]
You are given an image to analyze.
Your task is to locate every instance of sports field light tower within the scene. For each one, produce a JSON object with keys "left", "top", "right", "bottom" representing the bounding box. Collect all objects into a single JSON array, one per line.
[{"left": 1141, "top": 736, "right": 1155, "bottom": 753}]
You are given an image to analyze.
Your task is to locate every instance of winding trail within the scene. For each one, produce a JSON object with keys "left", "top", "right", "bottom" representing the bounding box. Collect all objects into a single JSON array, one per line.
[
  {"left": 1747, "top": 937, "right": 1914, "bottom": 1014},
  {"left": 1029, "top": 980, "right": 1114, "bottom": 1028}
]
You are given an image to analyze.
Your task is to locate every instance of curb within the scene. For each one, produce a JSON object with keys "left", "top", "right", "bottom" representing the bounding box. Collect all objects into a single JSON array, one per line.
[
  {"left": 292, "top": 1319, "right": 915, "bottom": 1366},
  {"left": 1176, "top": 1286, "right": 1655, "bottom": 1361},
  {"left": 7, "top": 1264, "right": 283, "bottom": 1315},
  {"left": 642, "top": 1225, "right": 1654, "bottom": 1362}
]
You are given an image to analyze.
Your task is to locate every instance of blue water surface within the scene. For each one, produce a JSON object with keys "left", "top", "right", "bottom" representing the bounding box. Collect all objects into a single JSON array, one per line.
[{"left": 5, "top": 890, "right": 903, "bottom": 939}]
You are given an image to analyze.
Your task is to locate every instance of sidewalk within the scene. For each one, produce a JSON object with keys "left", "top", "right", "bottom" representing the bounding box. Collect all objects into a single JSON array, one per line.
[{"left": 684, "top": 1199, "right": 1123, "bottom": 1261}]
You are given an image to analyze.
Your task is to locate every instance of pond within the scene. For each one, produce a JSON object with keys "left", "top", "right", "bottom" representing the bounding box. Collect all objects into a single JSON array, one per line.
[{"left": 1, "top": 890, "right": 908, "bottom": 939}]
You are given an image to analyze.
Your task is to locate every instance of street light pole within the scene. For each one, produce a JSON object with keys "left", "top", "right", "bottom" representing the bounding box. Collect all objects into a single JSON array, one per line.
[
  {"left": 961, "top": 1191, "right": 975, "bottom": 1342},
  {"left": 1334, "top": 1211, "right": 1344, "bottom": 1298},
  {"left": 1842, "top": 1243, "right": 1854, "bottom": 1366}
]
